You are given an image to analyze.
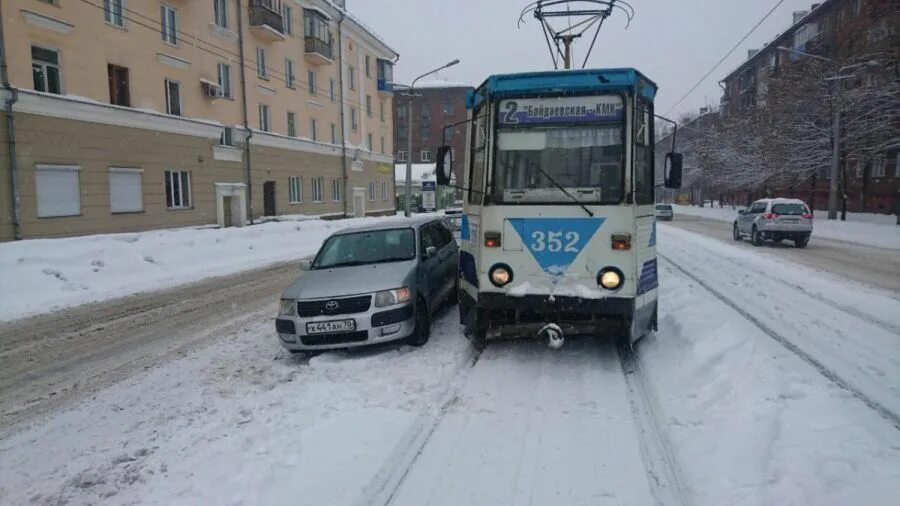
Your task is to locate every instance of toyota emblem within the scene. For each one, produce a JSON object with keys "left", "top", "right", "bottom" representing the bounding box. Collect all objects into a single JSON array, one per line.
[{"left": 325, "top": 300, "right": 339, "bottom": 311}]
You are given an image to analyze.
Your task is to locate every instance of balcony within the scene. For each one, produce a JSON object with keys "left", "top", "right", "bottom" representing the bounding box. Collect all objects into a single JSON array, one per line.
[
  {"left": 377, "top": 79, "right": 393, "bottom": 95},
  {"left": 249, "top": 0, "right": 285, "bottom": 42},
  {"left": 304, "top": 37, "right": 333, "bottom": 65},
  {"left": 377, "top": 59, "right": 394, "bottom": 96}
]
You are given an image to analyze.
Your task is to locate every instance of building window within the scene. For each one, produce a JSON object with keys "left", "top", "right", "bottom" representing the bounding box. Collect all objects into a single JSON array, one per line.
[
  {"left": 332, "top": 178, "right": 342, "bottom": 202},
  {"left": 31, "top": 46, "right": 61, "bottom": 94},
  {"left": 351, "top": 108, "right": 358, "bottom": 132},
  {"left": 330, "top": 123, "right": 336, "bottom": 144},
  {"left": 398, "top": 126, "right": 407, "bottom": 141},
  {"left": 104, "top": 0, "right": 124, "bottom": 27},
  {"left": 421, "top": 124, "right": 430, "bottom": 141},
  {"left": 287, "top": 111, "right": 296, "bottom": 137},
  {"left": 312, "top": 177, "right": 324, "bottom": 202},
  {"left": 35, "top": 165, "right": 80, "bottom": 217},
  {"left": 421, "top": 150, "right": 432, "bottom": 162},
  {"left": 349, "top": 66, "right": 356, "bottom": 90},
  {"left": 282, "top": 5, "right": 293, "bottom": 36},
  {"left": 368, "top": 181, "right": 376, "bottom": 201},
  {"left": 259, "top": 104, "right": 270, "bottom": 132},
  {"left": 397, "top": 105, "right": 406, "bottom": 119},
  {"left": 285, "top": 58, "right": 295, "bottom": 88},
  {"left": 161, "top": 5, "right": 178, "bottom": 45},
  {"left": 289, "top": 176, "right": 302, "bottom": 203},
  {"left": 380, "top": 100, "right": 385, "bottom": 122},
  {"left": 109, "top": 168, "right": 143, "bottom": 213},
  {"left": 365, "top": 54, "right": 371, "bottom": 78},
  {"left": 366, "top": 95, "right": 373, "bottom": 117},
  {"left": 256, "top": 47, "right": 267, "bottom": 78},
  {"left": 871, "top": 157, "right": 885, "bottom": 178},
  {"left": 396, "top": 150, "right": 407, "bottom": 162},
  {"left": 420, "top": 103, "right": 430, "bottom": 117},
  {"left": 310, "top": 118, "right": 318, "bottom": 141},
  {"left": 381, "top": 180, "right": 387, "bottom": 201},
  {"left": 380, "top": 136, "right": 385, "bottom": 154},
  {"left": 164, "top": 170, "right": 191, "bottom": 209},
  {"left": 308, "top": 70, "right": 316, "bottom": 95},
  {"left": 165, "top": 79, "right": 181, "bottom": 116},
  {"left": 220, "top": 127, "right": 235, "bottom": 146},
  {"left": 367, "top": 133, "right": 373, "bottom": 151},
  {"left": 443, "top": 100, "right": 454, "bottom": 115},
  {"left": 213, "top": 0, "right": 228, "bottom": 29},
  {"left": 108, "top": 64, "right": 130, "bottom": 107},
  {"left": 329, "top": 78, "right": 336, "bottom": 101},
  {"left": 217, "top": 62, "right": 232, "bottom": 99}
]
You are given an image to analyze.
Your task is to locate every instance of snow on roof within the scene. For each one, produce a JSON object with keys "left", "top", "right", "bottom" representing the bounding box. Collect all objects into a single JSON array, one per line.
[
  {"left": 395, "top": 163, "right": 436, "bottom": 183},
  {"left": 414, "top": 80, "right": 474, "bottom": 90}
]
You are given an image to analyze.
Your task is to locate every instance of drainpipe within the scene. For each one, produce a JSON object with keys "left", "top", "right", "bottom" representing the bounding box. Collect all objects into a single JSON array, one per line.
[
  {"left": 0, "top": 10, "right": 22, "bottom": 240},
  {"left": 237, "top": 0, "right": 254, "bottom": 224},
  {"left": 338, "top": 11, "right": 348, "bottom": 217}
]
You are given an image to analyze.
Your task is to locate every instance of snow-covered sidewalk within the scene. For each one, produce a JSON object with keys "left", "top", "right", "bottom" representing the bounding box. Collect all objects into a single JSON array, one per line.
[
  {"left": 671, "top": 204, "right": 900, "bottom": 250},
  {"left": 0, "top": 216, "right": 391, "bottom": 322}
]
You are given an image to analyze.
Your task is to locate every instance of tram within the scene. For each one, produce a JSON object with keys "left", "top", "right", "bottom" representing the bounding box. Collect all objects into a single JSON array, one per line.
[{"left": 435, "top": 68, "right": 682, "bottom": 348}]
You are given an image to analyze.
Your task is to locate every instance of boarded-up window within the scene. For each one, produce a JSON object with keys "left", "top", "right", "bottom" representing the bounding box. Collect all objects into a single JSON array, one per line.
[
  {"left": 109, "top": 168, "right": 143, "bottom": 213},
  {"left": 36, "top": 165, "right": 81, "bottom": 217}
]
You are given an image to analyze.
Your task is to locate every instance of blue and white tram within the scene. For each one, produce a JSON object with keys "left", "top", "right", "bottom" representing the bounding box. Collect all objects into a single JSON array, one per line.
[{"left": 434, "top": 68, "right": 682, "bottom": 348}]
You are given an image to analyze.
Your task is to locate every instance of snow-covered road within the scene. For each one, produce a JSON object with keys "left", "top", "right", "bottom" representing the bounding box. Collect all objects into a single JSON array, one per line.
[{"left": 1, "top": 223, "right": 899, "bottom": 505}]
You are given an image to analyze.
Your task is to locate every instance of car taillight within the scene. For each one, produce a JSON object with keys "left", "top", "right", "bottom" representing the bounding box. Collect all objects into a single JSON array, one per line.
[
  {"left": 764, "top": 212, "right": 777, "bottom": 220},
  {"left": 802, "top": 213, "right": 813, "bottom": 219}
]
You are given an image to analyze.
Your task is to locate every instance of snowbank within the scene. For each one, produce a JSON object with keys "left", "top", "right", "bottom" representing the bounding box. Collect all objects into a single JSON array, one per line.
[
  {"left": 671, "top": 204, "right": 900, "bottom": 249},
  {"left": 0, "top": 216, "right": 390, "bottom": 322}
]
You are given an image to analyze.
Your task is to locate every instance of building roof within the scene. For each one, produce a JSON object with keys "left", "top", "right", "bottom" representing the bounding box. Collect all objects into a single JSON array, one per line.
[
  {"left": 720, "top": 0, "right": 835, "bottom": 83},
  {"left": 414, "top": 80, "right": 474, "bottom": 90}
]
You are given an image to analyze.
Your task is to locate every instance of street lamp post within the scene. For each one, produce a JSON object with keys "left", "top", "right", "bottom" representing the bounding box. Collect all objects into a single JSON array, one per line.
[
  {"left": 776, "top": 47, "right": 879, "bottom": 220},
  {"left": 402, "top": 59, "right": 460, "bottom": 217}
]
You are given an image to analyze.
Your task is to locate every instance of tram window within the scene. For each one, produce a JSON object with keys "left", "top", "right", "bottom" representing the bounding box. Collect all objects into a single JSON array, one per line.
[
  {"left": 634, "top": 102, "right": 654, "bottom": 205},
  {"left": 468, "top": 106, "right": 487, "bottom": 204}
]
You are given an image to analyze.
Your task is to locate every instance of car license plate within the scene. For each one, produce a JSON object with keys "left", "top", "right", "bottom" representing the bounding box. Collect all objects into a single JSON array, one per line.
[
  {"left": 306, "top": 319, "right": 356, "bottom": 334},
  {"left": 782, "top": 218, "right": 798, "bottom": 223}
]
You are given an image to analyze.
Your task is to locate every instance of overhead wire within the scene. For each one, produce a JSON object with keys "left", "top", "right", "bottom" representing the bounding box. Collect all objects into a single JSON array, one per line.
[{"left": 663, "top": 0, "right": 786, "bottom": 115}]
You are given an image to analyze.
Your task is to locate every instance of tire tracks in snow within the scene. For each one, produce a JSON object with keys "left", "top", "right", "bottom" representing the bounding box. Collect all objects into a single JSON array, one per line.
[
  {"left": 357, "top": 341, "right": 482, "bottom": 506},
  {"left": 659, "top": 253, "right": 900, "bottom": 432},
  {"left": 618, "top": 342, "right": 692, "bottom": 506}
]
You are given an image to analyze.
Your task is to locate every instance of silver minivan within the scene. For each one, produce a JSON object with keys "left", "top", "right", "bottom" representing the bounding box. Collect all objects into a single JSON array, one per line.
[
  {"left": 275, "top": 216, "right": 459, "bottom": 352},
  {"left": 733, "top": 198, "right": 813, "bottom": 248}
]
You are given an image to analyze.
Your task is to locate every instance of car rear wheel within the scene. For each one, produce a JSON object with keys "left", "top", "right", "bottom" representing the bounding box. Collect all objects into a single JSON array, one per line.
[
  {"left": 406, "top": 298, "right": 431, "bottom": 347},
  {"left": 751, "top": 227, "right": 763, "bottom": 247},
  {"left": 795, "top": 234, "right": 810, "bottom": 248},
  {"left": 733, "top": 223, "right": 742, "bottom": 241}
]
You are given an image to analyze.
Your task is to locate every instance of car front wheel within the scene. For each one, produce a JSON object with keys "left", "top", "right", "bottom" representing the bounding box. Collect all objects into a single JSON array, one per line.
[
  {"left": 733, "top": 223, "right": 742, "bottom": 241},
  {"left": 406, "top": 298, "right": 431, "bottom": 347}
]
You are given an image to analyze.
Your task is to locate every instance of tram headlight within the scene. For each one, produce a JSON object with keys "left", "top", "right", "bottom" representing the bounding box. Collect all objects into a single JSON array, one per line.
[
  {"left": 489, "top": 264, "right": 513, "bottom": 287},
  {"left": 597, "top": 267, "right": 624, "bottom": 290}
]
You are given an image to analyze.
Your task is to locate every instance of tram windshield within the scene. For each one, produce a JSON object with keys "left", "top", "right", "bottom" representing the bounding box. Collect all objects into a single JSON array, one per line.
[{"left": 492, "top": 95, "right": 625, "bottom": 205}]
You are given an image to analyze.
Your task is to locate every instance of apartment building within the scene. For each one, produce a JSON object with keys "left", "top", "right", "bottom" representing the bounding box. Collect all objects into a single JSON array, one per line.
[
  {"left": 393, "top": 83, "right": 472, "bottom": 181},
  {"left": 0, "top": 0, "right": 398, "bottom": 240},
  {"left": 718, "top": 0, "right": 899, "bottom": 213}
]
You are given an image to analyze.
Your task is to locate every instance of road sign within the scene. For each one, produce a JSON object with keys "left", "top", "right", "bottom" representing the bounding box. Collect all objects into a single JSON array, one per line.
[{"left": 422, "top": 181, "right": 436, "bottom": 212}]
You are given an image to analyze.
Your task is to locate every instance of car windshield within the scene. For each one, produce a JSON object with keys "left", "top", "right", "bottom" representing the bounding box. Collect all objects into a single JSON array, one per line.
[
  {"left": 771, "top": 203, "right": 807, "bottom": 215},
  {"left": 313, "top": 228, "right": 416, "bottom": 269}
]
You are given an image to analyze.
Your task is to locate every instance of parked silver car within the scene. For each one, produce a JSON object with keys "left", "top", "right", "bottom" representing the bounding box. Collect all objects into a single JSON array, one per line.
[
  {"left": 655, "top": 203, "right": 674, "bottom": 221},
  {"left": 276, "top": 216, "right": 459, "bottom": 352},
  {"left": 733, "top": 198, "right": 813, "bottom": 248}
]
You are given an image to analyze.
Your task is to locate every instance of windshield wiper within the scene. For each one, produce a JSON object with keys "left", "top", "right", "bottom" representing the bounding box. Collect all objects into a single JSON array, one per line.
[
  {"left": 532, "top": 165, "right": 594, "bottom": 217},
  {"left": 320, "top": 260, "right": 369, "bottom": 269}
]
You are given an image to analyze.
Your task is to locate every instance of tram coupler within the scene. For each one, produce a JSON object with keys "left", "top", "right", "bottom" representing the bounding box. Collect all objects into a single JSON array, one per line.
[{"left": 539, "top": 323, "right": 565, "bottom": 350}]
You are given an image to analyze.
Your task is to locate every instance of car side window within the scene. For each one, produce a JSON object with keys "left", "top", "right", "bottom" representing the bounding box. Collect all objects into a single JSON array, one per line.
[
  {"left": 419, "top": 224, "right": 435, "bottom": 256},
  {"left": 434, "top": 221, "right": 453, "bottom": 248}
]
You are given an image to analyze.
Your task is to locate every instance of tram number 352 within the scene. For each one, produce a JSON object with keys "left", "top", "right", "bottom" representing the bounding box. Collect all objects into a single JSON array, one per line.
[{"left": 531, "top": 230, "right": 579, "bottom": 252}]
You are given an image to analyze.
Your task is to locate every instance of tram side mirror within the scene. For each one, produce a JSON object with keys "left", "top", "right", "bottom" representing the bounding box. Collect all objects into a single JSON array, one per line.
[
  {"left": 664, "top": 152, "right": 683, "bottom": 189},
  {"left": 435, "top": 146, "right": 453, "bottom": 186}
]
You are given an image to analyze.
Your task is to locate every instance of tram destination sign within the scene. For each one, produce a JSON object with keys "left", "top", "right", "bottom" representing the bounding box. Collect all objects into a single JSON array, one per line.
[{"left": 499, "top": 95, "right": 624, "bottom": 126}]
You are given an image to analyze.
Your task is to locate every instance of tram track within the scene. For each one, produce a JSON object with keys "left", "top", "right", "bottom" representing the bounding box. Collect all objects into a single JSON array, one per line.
[{"left": 658, "top": 253, "right": 900, "bottom": 431}]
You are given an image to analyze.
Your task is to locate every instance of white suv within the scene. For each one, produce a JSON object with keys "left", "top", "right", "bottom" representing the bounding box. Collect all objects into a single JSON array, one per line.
[{"left": 733, "top": 198, "right": 813, "bottom": 248}]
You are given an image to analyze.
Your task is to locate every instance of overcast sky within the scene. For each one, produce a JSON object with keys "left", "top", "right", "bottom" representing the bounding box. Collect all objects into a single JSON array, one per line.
[{"left": 349, "top": 0, "right": 818, "bottom": 119}]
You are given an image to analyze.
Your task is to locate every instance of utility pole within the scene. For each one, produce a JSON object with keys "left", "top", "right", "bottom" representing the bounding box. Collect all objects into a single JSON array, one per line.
[{"left": 828, "top": 106, "right": 840, "bottom": 220}]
